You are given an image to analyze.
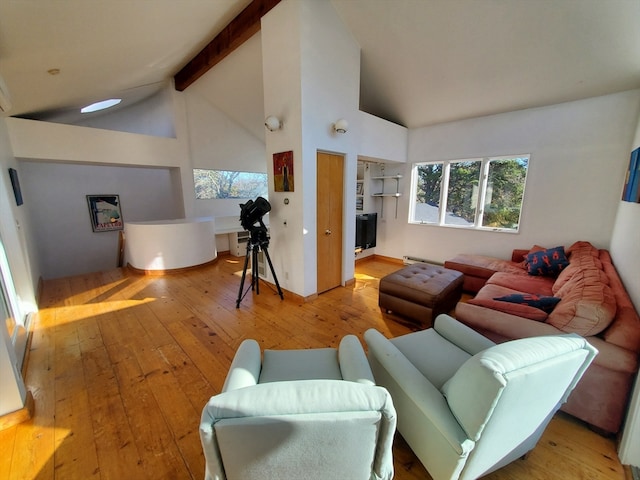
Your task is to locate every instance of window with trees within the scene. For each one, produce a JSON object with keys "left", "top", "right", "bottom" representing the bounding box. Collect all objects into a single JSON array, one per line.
[
  {"left": 409, "top": 155, "right": 529, "bottom": 232},
  {"left": 193, "top": 169, "right": 268, "bottom": 199}
]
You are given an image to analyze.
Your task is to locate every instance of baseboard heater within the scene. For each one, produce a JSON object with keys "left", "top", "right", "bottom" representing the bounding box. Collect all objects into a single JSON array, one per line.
[{"left": 403, "top": 255, "right": 442, "bottom": 266}]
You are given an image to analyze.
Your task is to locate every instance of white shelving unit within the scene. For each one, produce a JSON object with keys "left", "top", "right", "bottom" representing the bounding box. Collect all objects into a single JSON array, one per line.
[
  {"left": 371, "top": 174, "right": 402, "bottom": 218},
  {"left": 356, "top": 179, "right": 364, "bottom": 211}
]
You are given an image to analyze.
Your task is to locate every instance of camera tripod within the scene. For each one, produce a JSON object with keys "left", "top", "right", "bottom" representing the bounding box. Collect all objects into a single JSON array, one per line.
[{"left": 236, "top": 225, "right": 284, "bottom": 308}]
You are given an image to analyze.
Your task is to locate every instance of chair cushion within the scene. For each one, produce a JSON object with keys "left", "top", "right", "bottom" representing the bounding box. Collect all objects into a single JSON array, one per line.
[
  {"left": 259, "top": 348, "right": 342, "bottom": 383},
  {"left": 390, "top": 328, "right": 472, "bottom": 389}
]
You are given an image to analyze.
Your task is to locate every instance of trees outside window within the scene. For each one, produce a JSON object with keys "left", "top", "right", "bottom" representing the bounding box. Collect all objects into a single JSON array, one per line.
[
  {"left": 193, "top": 169, "right": 268, "bottom": 199},
  {"left": 410, "top": 155, "right": 529, "bottom": 232}
]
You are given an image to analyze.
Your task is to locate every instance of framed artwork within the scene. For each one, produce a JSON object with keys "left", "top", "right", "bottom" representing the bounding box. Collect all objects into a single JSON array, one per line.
[
  {"left": 622, "top": 147, "right": 640, "bottom": 203},
  {"left": 86, "top": 195, "right": 123, "bottom": 232},
  {"left": 8, "top": 168, "right": 23, "bottom": 206},
  {"left": 273, "top": 150, "right": 294, "bottom": 192}
]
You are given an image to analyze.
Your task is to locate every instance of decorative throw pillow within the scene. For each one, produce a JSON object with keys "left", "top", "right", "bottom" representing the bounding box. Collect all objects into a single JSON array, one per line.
[
  {"left": 494, "top": 293, "right": 561, "bottom": 313},
  {"left": 468, "top": 297, "right": 549, "bottom": 321},
  {"left": 526, "top": 246, "right": 569, "bottom": 277}
]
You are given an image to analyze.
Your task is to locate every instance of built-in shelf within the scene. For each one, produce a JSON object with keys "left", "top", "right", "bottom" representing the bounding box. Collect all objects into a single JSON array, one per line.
[
  {"left": 371, "top": 174, "right": 403, "bottom": 180},
  {"left": 371, "top": 174, "right": 402, "bottom": 218}
]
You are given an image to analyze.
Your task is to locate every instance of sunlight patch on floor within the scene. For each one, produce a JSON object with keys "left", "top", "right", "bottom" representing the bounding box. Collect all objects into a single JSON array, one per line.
[{"left": 39, "top": 298, "right": 156, "bottom": 325}]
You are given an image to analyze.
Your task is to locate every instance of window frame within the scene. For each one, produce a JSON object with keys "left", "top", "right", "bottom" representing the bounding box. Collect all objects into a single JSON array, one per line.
[{"left": 409, "top": 154, "right": 529, "bottom": 233}]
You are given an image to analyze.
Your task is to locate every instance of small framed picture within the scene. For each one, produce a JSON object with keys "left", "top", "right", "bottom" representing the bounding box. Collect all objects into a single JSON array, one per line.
[
  {"left": 86, "top": 195, "right": 123, "bottom": 232},
  {"left": 273, "top": 150, "right": 294, "bottom": 192},
  {"left": 8, "top": 168, "right": 23, "bottom": 206}
]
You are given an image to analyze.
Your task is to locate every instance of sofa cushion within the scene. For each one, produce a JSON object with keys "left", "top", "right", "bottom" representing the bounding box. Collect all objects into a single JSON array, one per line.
[
  {"left": 468, "top": 297, "right": 548, "bottom": 321},
  {"left": 553, "top": 241, "right": 606, "bottom": 294},
  {"left": 469, "top": 284, "right": 550, "bottom": 322},
  {"left": 547, "top": 269, "right": 617, "bottom": 336},
  {"left": 445, "top": 254, "right": 527, "bottom": 278},
  {"left": 600, "top": 250, "right": 640, "bottom": 353},
  {"left": 488, "top": 272, "right": 554, "bottom": 296},
  {"left": 494, "top": 294, "right": 561, "bottom": 313},
  {"left": 567, "top": 241, "right": 600, "bottom": 259},
  {"left": 526, "top": 246, "right": 569, "bottom": 276}
]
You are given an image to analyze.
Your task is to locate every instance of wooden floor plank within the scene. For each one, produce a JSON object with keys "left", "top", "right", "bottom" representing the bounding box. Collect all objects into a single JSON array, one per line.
[{"left": 2, "top": 255, "right": 627, "bottom": 480}]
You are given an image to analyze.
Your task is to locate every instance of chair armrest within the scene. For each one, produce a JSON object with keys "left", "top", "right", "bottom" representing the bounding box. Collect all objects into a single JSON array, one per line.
[
  {"left": 339, "top": 334, "right": 376, "bottom": 385},
  {"left": 433, "top": 314, "right": 495, "bottom": 355},
  {"left": 364, "top": 328, "right": 473, "bottom": 455},
  {"left": 222, "top": 339, "right": 261, "bottom": 392}
]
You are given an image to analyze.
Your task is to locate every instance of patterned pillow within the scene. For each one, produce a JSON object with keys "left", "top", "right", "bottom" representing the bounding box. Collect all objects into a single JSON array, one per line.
[
  {"left": 494, "top": 293, "right": 561, "bottom": 313},
  {"left": 526, "top": 246, "right": 569, "bottom": 276}
]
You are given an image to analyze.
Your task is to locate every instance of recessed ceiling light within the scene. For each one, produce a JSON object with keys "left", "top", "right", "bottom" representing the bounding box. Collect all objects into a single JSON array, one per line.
[{"left": 81, "top": 98, "right": 122, "bottom": 113}]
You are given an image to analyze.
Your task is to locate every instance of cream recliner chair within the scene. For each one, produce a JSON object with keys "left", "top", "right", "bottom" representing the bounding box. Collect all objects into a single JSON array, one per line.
[
  {"left": 199, "top": 335, "right": 397, "bottom": 480},
  {"left": 365, "top": 314, "right": 597, "bottom": 480}
]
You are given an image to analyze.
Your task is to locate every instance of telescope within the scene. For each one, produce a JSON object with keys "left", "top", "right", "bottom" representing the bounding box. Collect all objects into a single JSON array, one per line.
[
  {"left": 239, "top": 196, "right": 271, "bottom": 232},
  {"left": 236, "top": 197, "right": 283, "bottom": 307}
]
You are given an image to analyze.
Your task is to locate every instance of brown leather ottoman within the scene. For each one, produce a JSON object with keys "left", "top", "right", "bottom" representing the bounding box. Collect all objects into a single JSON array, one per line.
[{"left": 378, "top": 263, "right": 464, "bottom": 327}]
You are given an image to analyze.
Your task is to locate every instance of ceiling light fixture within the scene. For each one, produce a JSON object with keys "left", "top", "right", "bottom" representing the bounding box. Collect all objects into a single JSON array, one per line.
[
  {"left": 333, "top": 118, "right": 348, "bottom": 134},
  {"left": 264, "top": 115, "right": 282, "bottom": 132},
  {"left": 81, "top": 98, "right": 122, "bottom": 113}
]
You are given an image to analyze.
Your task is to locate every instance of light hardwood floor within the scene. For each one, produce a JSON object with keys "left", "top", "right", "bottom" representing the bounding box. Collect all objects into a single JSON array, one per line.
[{"left": 0, "top": 255, "right": 629, "bottom": 479}]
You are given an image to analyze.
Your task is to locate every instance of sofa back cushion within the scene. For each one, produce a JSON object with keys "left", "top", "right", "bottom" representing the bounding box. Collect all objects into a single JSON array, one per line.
[
  {"left": 552, "top": 241, "right": 605, "bottom": 295},
  {"left": 600, "top": 250, "right": 640, "bottom": 353},
  {"left": 548, "top": 268, "right": 616, "bottom": 336}
]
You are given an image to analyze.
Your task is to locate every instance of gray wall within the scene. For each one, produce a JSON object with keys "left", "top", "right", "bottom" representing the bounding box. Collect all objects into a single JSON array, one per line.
[{"left": 19, "top": 161, "right": 183, "bottom": 279}]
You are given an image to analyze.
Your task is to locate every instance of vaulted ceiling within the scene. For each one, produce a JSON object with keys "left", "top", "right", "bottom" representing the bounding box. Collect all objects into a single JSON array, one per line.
[{"left": 1, "top": 0, "right": 639, "bottom": 134}]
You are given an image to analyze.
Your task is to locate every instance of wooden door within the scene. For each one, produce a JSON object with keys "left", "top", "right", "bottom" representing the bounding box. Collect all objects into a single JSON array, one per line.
[{"left": 317, "top": 152, "right": 344, "bottom": 293}]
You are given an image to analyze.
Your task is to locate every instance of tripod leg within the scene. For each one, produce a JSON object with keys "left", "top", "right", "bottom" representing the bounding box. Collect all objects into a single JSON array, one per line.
[
  {"left": 253, "top": 247, "right": 259, "bottom": 295},
  {"left": 236, "top": 243, "right": 252, "bottom": 308},
  {"left": 261, "top": 246, "right": 284, "bottom": 300}
]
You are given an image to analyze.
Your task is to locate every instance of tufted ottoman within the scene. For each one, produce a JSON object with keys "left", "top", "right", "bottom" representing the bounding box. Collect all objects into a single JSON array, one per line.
[{"left": 378, "top": 263, "right": 464, "bottom": 327}]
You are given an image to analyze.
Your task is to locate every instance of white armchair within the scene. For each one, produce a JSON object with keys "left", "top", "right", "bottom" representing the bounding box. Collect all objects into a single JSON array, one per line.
[
  {"left": 200, "top": 335, "right": 397, "bottom": 480},
  {"left": 365, "top": 314, "right": 597, "bottom": 480}
]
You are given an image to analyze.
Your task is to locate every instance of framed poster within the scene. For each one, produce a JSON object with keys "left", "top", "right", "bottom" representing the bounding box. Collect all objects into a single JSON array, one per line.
[
  {"left": 622, "top": 147, "right": 640, "bottom": 203},
  {"left": 86, "top": 195, "right": 123, "bottom": 232},
  {"left": 273, "top": 150, "right": 294, "bottom": 192}
]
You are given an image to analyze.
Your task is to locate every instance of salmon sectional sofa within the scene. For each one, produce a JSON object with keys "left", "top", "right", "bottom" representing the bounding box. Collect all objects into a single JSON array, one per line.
[{"left": 445, "top": 241, "right": 640, "bottom": 434}]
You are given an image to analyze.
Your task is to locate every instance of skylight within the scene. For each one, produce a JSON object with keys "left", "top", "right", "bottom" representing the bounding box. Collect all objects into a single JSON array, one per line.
[{"left": 81, "top": 98, "right": 122, "bottom": 113}]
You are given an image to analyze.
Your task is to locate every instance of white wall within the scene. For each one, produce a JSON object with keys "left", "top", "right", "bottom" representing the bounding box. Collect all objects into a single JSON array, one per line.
[
  {"left": 358, "top": 111, "right": 408, "bottom": 163},
  {"left": 72, "top": 86, "right": 176, "bottom": 138},
  {"left": 6, "top": 106, "right": 192, "bottom": 279},
  {"left": 0, "top": 118, "right": 37, "bottom": 416},
  {"left": 184, "top": 89, "right": 268, "bottom": 220},
  {"left": 0, "top": 121, "right": 38, "bottom": 315},
  {"left": 614, "top": 110, "right": 640, "bottom": 467},
  {"left": 376, "top": 90, "right": 640, "bottom": 263},
  {"left": 19, "top": 161, "right": 183, "bottom": 279},
  {"left": 262, "top": 0, "right": 361, "bottom": 297}
]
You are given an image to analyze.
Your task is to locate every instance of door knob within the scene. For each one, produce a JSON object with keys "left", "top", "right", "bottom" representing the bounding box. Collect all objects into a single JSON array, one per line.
[{"left": 325, "top": 229, "right": 332, "bottom": 235}]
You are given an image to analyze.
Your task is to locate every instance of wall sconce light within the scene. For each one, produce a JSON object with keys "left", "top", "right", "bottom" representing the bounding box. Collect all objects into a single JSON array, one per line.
[
  {"left": 333, "top": 118, "right": 349, "bottom": 134},
  {"left": 264, "top": 116, "right": 282, "bottom": 132}
]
